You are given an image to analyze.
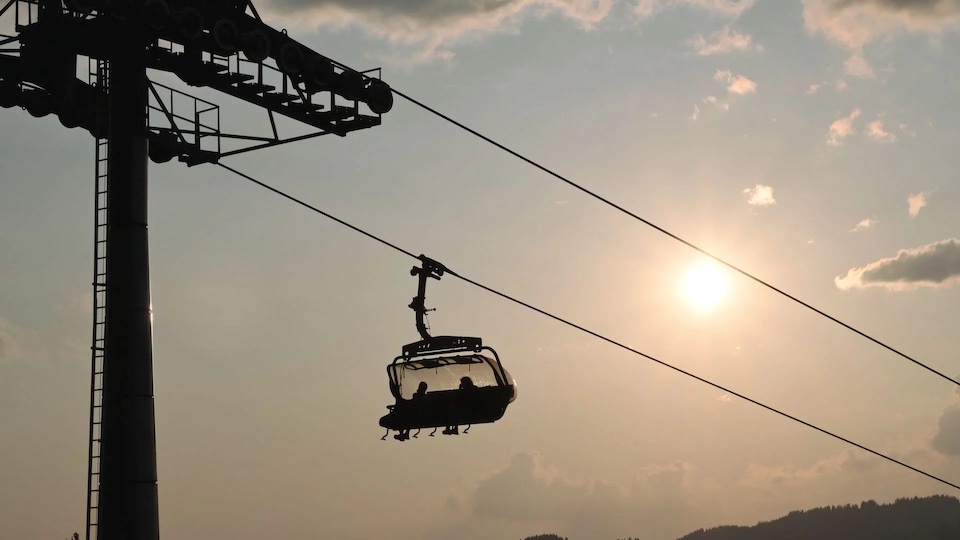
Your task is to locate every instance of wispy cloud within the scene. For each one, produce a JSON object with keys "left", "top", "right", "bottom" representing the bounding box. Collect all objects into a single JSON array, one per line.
[
  {"left": 689, "top": 103, "right": 701, "bottom": 121},
  {"left": 687, "top": 26, "right": 758, "bottom": 55},
  {"left": 850, "top": 218, "right": 876, "bottom": 232},
  {"left": 714, "top": 69, "right": 757, "bottom": 95},
  {"left": 898, "top": 122, "right": 917, "bottom": 137},
  {"left": 257, "top": 0, "right": 616, "bottom": 64},
  {"left": 743, "top": 184, "right": 776, "bottom": 206},
  {"left": 908, "top": 191, "right": 930, "bottom": 218},
  {"left": 803, "top": 0, "right": 960, "bottom": 50},
  {"left": 702, "top": 95, "right": 730, "bottom": 111},
  {"left": 694, "top": 71, "right": 752, "bottom": 118},
  {"left": 261, "top": 0, "right": 762, "bottom": 63},
  {"left": 806, "top": 79, "right": 851, "bottom": 94},
  {"left": 636, "top": 0, "right": 758, "bottom": 19},
  {"left": 835, "top": 238, "right": 960, "bottom": 291},
  {"left": 826, "top": 107, "right": 861, "bottom": 146},
  {"left": 865, "top": 119, "right": 896, "bottom": 142},
  {"left": 843, "top": 52, "right": 876, "bottom": 78}
]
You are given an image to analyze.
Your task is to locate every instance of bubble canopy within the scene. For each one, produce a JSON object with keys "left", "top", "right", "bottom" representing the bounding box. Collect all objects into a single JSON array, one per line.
[
  {"left": 380, "top": 346, "right": 518, "bottom": 433},
  {"left": 389, "top": 352, "right": 517, "bottom": 401}
]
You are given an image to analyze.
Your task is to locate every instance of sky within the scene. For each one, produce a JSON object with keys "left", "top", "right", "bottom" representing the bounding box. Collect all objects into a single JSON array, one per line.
[{"left": 3, "top": 0, "right": 960, "bottom": 539}]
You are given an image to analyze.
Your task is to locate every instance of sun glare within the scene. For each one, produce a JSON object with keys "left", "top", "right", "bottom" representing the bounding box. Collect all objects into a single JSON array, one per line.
[{"left": 682, "top": 261, "right": 728, "bottom": 311}]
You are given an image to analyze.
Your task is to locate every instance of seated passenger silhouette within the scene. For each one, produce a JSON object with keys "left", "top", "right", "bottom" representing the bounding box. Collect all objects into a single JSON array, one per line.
[
  {"left": 442, "top": 378, "right": 478, "bottom": 436},
  {"left": 413, "top": 381, "right": 428, "bottom": 400},
  {"left": 394, "top": 383, "right": 429, "bottom": 441}
]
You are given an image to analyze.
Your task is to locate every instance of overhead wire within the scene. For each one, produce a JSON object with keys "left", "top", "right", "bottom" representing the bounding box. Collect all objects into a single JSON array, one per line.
[
  {"left": 215, "top": 162, "right": 960, "bottom": 492},
  {"left": 389, "top": 89, "right": 959, "bottom": 390}
]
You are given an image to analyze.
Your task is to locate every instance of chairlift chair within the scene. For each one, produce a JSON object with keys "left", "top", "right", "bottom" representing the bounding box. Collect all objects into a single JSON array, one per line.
[{"left": 380, "top": 256, "right": 517, "bottom": 441}]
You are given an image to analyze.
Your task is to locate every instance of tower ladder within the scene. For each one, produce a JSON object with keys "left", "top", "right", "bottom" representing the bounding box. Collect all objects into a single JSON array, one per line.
[{"left": 86, "top": 57, "right": 110, "bottom": 540}]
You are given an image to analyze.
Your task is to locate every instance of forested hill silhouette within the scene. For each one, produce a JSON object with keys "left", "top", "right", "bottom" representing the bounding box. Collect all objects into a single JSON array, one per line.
[{"left": 678, "top": 495, "right": 960, "bottom": 540}]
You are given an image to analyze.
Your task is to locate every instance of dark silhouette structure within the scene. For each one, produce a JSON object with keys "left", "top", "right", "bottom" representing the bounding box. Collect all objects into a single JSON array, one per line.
[
  {"left": 380, "top": 256, "right": 518, "bottom": 441},
  {"left": 0, "top": 1, "right": 391, "bottom": 538}
]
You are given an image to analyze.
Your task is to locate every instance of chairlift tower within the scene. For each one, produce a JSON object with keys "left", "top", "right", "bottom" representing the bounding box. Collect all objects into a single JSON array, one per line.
[{"left": 0, "top": 1, "right": 393, "bottom": 539}]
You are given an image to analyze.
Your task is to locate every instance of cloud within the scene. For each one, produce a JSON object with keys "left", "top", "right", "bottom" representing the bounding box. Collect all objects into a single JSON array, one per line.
[
  {"left": 690, "top": 103, "right": 702, "bottom": 121},
  {"left": 728, "top": 75, "right": 758, "bottom": 95},
  {"left": 435, "top": 446, "right": 958, "bottom": 540},
  {"left": 0, "top": 294, "right": 91, "bottom": 365},
  {"left": 932, "top": 404, "right": 960, "bottom": 456},
  {"left": 898, "top": 122, "right": 917, "bottom": 137},
  {"left": 741, "top": 451, "right": 874, "bottom": 488},
  {"left": 257, "top": 0, "right": 760, "bottom": 63},
  {"left": 932, "top": 374, "right": 960, "bottom": 456},
  {"left": 687, "top": 26, "right": 758, "bottom": 55},
  {"left": 850, "top": 218, "right": 877, "bottom": 231},
  {"left": 843, "top": 52, "right": 876, "bottom": 78},
  {"left": 826, "top": 107, "right": 861, "bottom": 146},
  {"left": 743, "top": 184, "right": 776, "bottom": 206},
  {"left": 635, "top": 0, "right": 759, "bottom": 19},
  {"left": 835, "top": 238, "right": 960, "bottom": 291},
  {"left": 257, "top": 0, "right": 616, "bottom": 64},
  {"left": 0, "top": 318, "right": 20, "bottom": 363},
  {"left": 459, "top": 453, "right": 718, "bottom": 540},
  {"left": 908, "top": 190, "right": 930, "bottom": 217},
  {"left": 806, "top": 79, "right": 853, "bottom": 94},
  {"left": 694, "top": 69, "right": 755, "bottom": 119},
  {"left": 715, "top": 69, "right": 757, "bottom": 95},
  {"left": 803, "top": 0, "right": 960, "bottom": 49},
  {"left": 703, "top": 94, "right": 731, "bottom": 110},
  {"left": 866, "top": 119, "right": 896, "bottom": 142}
]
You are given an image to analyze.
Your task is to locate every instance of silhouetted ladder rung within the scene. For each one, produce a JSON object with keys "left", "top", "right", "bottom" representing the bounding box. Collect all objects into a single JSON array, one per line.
[
  {"left": 238, "top": 82, "right": 275, "bottom": 94},
  {"left": 216, "top": 72, "right": 255, "bottom": 84},
  {"left": 287, "top": 101, "right": 325, "bottom": 112},
  {"left": 262, "top": 92, "right": 298, "bottom": 104},
  {"left": 201, "top": 61, "right": 229, "bottom": 73}
]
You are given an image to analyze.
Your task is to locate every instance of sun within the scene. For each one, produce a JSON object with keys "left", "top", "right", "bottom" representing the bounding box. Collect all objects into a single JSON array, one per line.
[{"left": 682, "top": 261, "right": 728, "bottom": 311}]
